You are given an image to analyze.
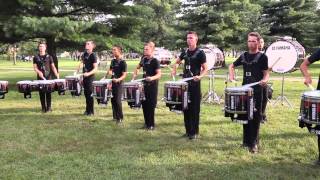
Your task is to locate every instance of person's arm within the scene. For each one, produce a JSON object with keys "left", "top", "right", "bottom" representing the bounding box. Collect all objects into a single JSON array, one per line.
[
  {"left": 194, "top": 62, "right": 208, "bottom": 81},
  {"left": 50, "top": 63, "right": 59, "bottom": 79},
  {"left": 33, "top": 64, "right": 45, "bottom": 80},
  {"left": 260, "top": 70, "right": 270, "bottom": 86},
  {"left": 76, "top": 61, "right": 83, "bottom": 74},
  {"left": 83, "top": 63, "right": 98, "bottom": 77},
  {"left": 146, "top": 69, "right": 161, "bottom": 82},
  {"left": 228, "top": 63, "right": 236, "bottom": 81},
  {"left": 132, "top": 64, "right": 142, "bottom": 80},
  {"left": 171, "top": 57, "right": 182, "bottom": 77},
  {"left": 300, "top": 58, "right": 312, "bottom": 86}
]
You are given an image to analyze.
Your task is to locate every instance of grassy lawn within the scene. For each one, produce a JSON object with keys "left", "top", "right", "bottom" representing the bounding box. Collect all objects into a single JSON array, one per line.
[{"left": 0, "top": 58, "right": 320, "bottom": 179}]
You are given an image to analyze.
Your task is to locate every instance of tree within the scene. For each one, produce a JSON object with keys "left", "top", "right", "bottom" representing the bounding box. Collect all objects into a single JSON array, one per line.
[
  {"left": 261, "top": 0, "right": 319, "bottom": 52},
  {"left": 0, "top": 0, "right": 146, "bottom": 68},
  {"left": 179, "top": 0, "right": 267, "bottom": 50}
]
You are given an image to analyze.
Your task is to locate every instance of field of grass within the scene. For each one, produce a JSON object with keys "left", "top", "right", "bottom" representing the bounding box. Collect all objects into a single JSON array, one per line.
[{"left": 0, "top": 58, "right": 320, "bottom": 179}]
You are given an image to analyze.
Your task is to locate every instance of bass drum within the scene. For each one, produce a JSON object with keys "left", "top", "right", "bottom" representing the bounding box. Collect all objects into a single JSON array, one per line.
[
  {"left": 265, "top": 37, "right": 305, "bottom": 73},
  {"left": 201, "top": 47, "right": 225, "bottom": 70}
]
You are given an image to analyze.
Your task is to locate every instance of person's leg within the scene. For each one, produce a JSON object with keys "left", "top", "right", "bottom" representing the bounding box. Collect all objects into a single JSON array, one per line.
[
  {"left": 46, "top": 92, "right": 52, "bottom": 111},
  {"left": 39, "top": 91, "right": 46, "bottom": 112}
]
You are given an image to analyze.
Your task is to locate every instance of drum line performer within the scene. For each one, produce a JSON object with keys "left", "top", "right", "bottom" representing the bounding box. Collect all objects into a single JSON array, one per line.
[
  {"left": 229, "top": 32, "right": 269, "bottom": 153},
  {"left": 171, "top": 31, "right": 208, "bottom": 140},
  {"left": 103, "top": 45, "right": 127, "bottom": 123},
  {"left": 132, "top": 42, "right": 161, "bottom": 130},
  {"left": 33, "top": 41, "right": 59, "bottom": 113},
  {"left": 300, "top": 49, "right": 320, "bottom": 165},
  {"left": 76, "top": 40, "right": 98, "bottom": 116}
]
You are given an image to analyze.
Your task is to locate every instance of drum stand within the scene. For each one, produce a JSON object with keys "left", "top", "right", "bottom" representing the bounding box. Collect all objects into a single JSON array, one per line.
[
  {"left": 203, "top": 69, "right": 222, "bottom": 104},
  {"left": 273, "top": 73, "right": 293, "bottom": 108}
]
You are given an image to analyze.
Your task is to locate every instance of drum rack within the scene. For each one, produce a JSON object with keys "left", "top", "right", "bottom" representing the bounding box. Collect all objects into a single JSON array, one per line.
[
  {"left": 272, "top": 73, "right": 293, "bottom": 108},
  {"left": 202, "top": 69, "right": 222, "bottom": 104}
]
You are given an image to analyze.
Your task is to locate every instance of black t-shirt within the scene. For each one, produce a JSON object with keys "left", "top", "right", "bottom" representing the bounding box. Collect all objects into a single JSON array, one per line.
[
  {"left": 308, "top": 49, "right": 320, "bottom": 64},
  {"left": 139, "top": 57, "right": 160, "bottom": 78},
  {"left": 179, "top": 48, "right": 206, "bottom": 78},
  {"left": 82, "top": 52, "right": 97, "bottom": 74},
  {"left": 110, "top": 59, "right": 127, "bottom": 79},
  {"left": 33, "top": 54, "right": 54, "bottom": 79},
  {"left": 233, "top": 52, "right": 268, "bottom": 85}
]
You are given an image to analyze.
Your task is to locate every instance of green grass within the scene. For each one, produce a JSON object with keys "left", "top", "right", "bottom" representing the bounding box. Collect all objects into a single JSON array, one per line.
[{"left": 0, "top": 59, "right": 320, "bottom": 179}]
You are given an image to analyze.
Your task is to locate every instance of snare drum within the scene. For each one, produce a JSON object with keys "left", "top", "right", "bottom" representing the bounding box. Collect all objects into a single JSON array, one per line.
[
  {"left": 92, "top": 79, "right": 112, "bottom": 105},
  {"left": 266, "top": 37, "right": 305, "bottom": 73},
  {"left": 30, "top": 80, "right": 40, "bottom": 91},
  {"left": 122, "top": 81, "right": 145, "bottom": 108},
  {"left": 0, "top": 80, "right": 8, "bottom": 99},
  {"left": 53, "top": 79, "right": 66, "bottom": 95},
  {"left": 38, "top": 80, "right": 56, "bottom": 93},
  {"left": 164, "top": 81, "right": 189, "bottom": 113},
  {"left": 65, "top": 75, "right": 82, "bottom": 96},
  {"left": 298, "top": 90, "right": 320, "bottom": 125},
  {"left": 17, "top": 80, "right": 32, "bottom": 98},
  {"left": 224, "top": 87, "right": 254, "bottom": 124}
]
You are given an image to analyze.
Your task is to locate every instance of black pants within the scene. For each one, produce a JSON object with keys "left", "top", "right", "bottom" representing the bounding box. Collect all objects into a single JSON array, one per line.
[
  {"left": 183, "top": 81, "right": 201, "bottom": 136},
  {"left": 39, "top": 91, "right": 51, "bottom": 111},
  {"left": 141, "top": 82, "right": 158, "bottom": 127},
  {"left": 261, "top": 86, "right": 268, "bottom": 121},
  {"left": 111, "top": 82, "right": 123, "bottom": 120},
  {"left": 243, "top": 86, "right": 263, "bottom": 147},
  {"left": 83, "top": 76, "right": 94, "bottom": 114}
]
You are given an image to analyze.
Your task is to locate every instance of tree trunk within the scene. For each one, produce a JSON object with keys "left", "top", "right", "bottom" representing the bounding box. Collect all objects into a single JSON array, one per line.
[{"left": 46, "top": 36, "right": 58, "bottom": 71}]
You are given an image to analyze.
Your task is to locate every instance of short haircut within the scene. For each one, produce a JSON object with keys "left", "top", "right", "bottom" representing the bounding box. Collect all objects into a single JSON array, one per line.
[
  {"left": 38, "top": 41, "right": 47, "bottom": 47},
  {"left": 248, "top": 32, "right": 261, "bottom": 41},
  {"left": 145, "top": 41, "right": 155, "bottom": 50},
  {"left": 86, "top": 40, "right": 96, "bottom": 48},
  {"left": 113, "top": 45, "right": 123, "bottom": 53},
  {"left": 187, "top": 31, "right": 198, "bottom": 38}
]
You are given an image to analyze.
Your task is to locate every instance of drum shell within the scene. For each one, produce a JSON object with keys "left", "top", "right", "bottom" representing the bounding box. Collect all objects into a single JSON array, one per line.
[
  {"left": 224, "top": 87, "right": 254, "bottom": 120},
  {"left": 54, "top": 79, "right": 66, "bottom": 93},
  {"left": 299, "top": 91, "right": 320, "bottom": 125},
  {"left": 122, "top": 82, "right": 145, "bottom": 108},
  {"left": 92, "top": 80, "right": 112, "bottom": 100},
  {"left": 164, "top": 81, "right": 189, "bottom": 112},
  {"left": 65, "top": 76, "right": 82, "bottom": 96},
  {"left": 17, "top": 81, "right": 32, "bottom": 94},
  {"left": 0, "top": 81, "right": 8, "bottom": 94},
  {"left": 38, "top": 81, "right": 56, "bottom": 93}
]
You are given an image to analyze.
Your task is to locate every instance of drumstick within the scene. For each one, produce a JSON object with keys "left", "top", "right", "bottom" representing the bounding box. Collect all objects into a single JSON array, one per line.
[
  {"left": 242, "top": 81, "right": 261, "bottom": 88},
  {"left": 179, "top": 77, "right": 194, "bottom": 82},
  {"left": 307, "top": 84, "right": 315, "bottom": 91},
  {"left": 270, "top": 57, "right": 282, "bottom": 69},
  {"left": 132, "top": 78, "right": 146, "bottom": 82}
]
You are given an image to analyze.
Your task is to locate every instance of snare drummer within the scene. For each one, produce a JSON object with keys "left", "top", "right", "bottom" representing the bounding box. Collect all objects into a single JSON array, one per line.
[
  {"left": 171, "top": 31, "right": 208, "bottom": 140},
  {"left": 300, "top": 48, "right": 320, "bottom": 164},
  {"left": 103, "top": 45, "right": 127, "bottom": 123},
  {"left": 76, "top": 40, "right": 98, "bottom": 116},
  {"left": 229, "top": 32, "right": 269, "bottom": 153},
  {"left": 33, "top": 41, "right": 59, "bottom": 113},
  {"left": 132, "top": 42, "right": 161, "bottom": 130}
]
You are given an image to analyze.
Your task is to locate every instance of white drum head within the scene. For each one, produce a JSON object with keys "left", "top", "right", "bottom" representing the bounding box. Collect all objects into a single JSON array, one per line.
[
  {"left": 202, "top": 48, "right": 216, "bottom": 70},
  {"left": 303, "top": 90, "right": 320, "bottom": 98},
  {"left": 17, "top": 80, "right": 32, "bottom": 84},
  {"left": 266, "top": 40, "right": 298, "bottom": 73}
]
